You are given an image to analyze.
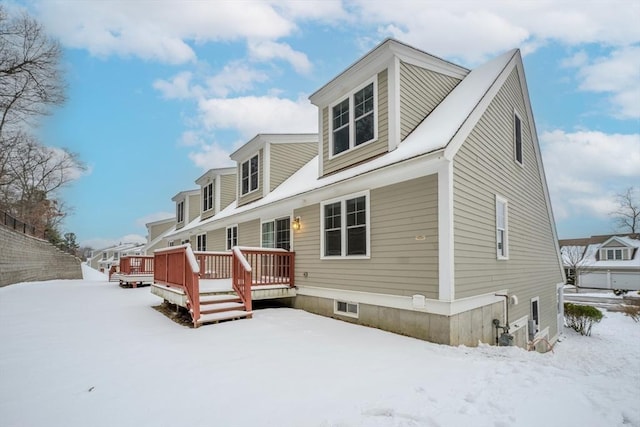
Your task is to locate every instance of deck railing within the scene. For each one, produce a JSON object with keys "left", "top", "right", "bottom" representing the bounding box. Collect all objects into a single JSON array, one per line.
[
  {"left": 154, "top": 245, "right": 201, "bottom": 325},
  {"left": 237, "top": 247, "right": 295, "bottom": 288},
  {"left": 193, "top": 251, "right": 232, "bottom": 279},
  {"left": 119, "top": 255, "right": 154, "bottom": 275},
  {"left": 232, "top": 248, "right": 253, "bottom": 313}
]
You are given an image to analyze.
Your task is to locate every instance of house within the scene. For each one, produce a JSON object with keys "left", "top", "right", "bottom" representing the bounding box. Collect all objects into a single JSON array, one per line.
[
  {"left": 153, "top": 39, "right": 565, "bottom": 350},
  {"left": 143, "top": 216, "right": 176, "bottom": 255},
  {"left": 88, "top": 242, "right": 146, "bottom": 273},
  {"left": 560, "top": 234, "right": 640, "bottom": 294}
]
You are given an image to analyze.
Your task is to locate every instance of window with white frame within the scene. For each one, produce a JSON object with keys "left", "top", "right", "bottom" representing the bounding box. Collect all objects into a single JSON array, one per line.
[
  {"left": 196, "top": 233, "right": 207, "bottom": 251},
  {"left": 241, "top": 154, "right": 259, "bottom": 195},
  {"left": 330, "top": 79, "right": 376, "bottom": 157},
  {"left": 226, "top": 225, "right": 238, "bottom": 250},
  {"left": 203, "top": 182, "right": 213, "bottom": 212},
  {"left": 603, "top": 248, "right": 624, "bottom": 260},
  {"left": 168, "top": 240, "right": 174, "bottom": 247},
  {"left": 102, "top": 252, "right": 107, "bottom": 260},
  {"left": 334, "top": 300, "right": 359, "bottom": 318},
  {"left": 514, "top": 113, "right": 523, "bottom": 165},
  {"left": 261, "top": 218, "right": 291, "bottom": 250},
  {"left": 321, "top": 192, "right": 369, "bottom": 258},
  {"left": 113, "top": 252, "right": 119, "bottom": 260},
  {"left": 496, "top": 195, "right": 508, "bottom": 259},
  {"left": 177, "top": 200, "right": 184, "bottom": 223}
]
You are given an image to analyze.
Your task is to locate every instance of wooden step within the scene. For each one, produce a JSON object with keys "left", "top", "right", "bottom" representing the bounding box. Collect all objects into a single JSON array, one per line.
[
  {"left": 199, "top": 301, "right": 245, "bottom": 315},
  {"left": 197, "top": 310, "right": 252, "bottom": 325},
  {"left": 199, "top": 294, "right": 241, "bottom": 304}
]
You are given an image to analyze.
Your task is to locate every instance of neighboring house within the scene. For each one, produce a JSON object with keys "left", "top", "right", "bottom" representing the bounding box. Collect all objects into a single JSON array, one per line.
[
  {"left": 172, "top": 189, "right": 200, "bottom": 239},
  {"left": 89, "top": 242, "right": 146, "bottom": 272},
  {"left": 157, "top": 38, "right": 564, "bottom": 349},
  {"left": 559, "top": 234, "right": 640, "bottom": 293}
]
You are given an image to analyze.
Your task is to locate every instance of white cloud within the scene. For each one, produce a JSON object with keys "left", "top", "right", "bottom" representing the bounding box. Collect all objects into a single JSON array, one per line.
[
  {"left": 350, "top": 0, "right": 640, "bottom": 63},
  {"left": 541, "top": 130, "right": 640, "bottom": 220},
  {"left": 135, "top": 212, "right": 175, "bottom": 228},
  {"left": 247, "top": 40, "right": 312, "bottom": 74},
  {"left": 188, "top": 143, "right": 235, "bottom": 170},
  {"left": 197, "top": 95, "right": 317, "bottom": 139},
  {"left": 35, "top": 1, "right": 295, "bottom": 64},
  {"left": 206, "top": 61, "right": 269, "bottom": 97},
  {"left": 570, "top": 46, "right": 640, "bottom": 119},
  {"left": 153, "top": 71, "right": 201, "bottom": 100}
]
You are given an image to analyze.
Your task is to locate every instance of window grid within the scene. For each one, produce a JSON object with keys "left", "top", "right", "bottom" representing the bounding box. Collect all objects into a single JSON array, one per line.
[
  {"left": 203, "top": 183, "right": 213, "bottom": 211},
  {"left": 322, "top": 193, "right": 368, "bottom": 258},
  {"left": 177, "top": 200, "right": 184, "bottom": 223},
  {"left": 226, "top": 226, "right": 238, "bottom": 251},
  {"left": 241, "top": 155, "right": 259, "bottom": 195},
  {"left": 330, "top": 81, "right": 375, "bottom": 157},
  {"left": 496, "top": 196, "right": 508, "bottom": 259},
  {"left": 196, "top": 234, "right": 207, "bottom": 251}
]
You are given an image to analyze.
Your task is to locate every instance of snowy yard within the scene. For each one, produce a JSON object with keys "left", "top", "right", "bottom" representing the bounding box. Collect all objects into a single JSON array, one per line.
[{"left": 1, "top": 267, "right": 638, "bottom": 427}]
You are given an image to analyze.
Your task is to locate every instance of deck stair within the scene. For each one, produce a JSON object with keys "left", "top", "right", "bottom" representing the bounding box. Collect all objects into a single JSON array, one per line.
[{"left": 195, "top": 293, "right": 252, "bottom": 325}]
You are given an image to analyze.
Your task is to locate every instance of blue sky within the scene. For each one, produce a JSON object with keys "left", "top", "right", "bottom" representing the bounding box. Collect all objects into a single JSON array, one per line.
[{"left": 9, "top": 0, "right": 640, "bottom": 248}]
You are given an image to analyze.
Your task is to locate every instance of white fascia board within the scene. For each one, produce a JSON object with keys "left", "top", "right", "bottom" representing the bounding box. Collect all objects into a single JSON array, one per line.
[
  {"left": 261, "top": 134, "right": 318, "bottom": 145},
  {"left": 230, "top": 134, "right": 266, "bottom": 162},
  {"left": 297, "top": 285, "right": 508, "bottom": 317},
  {"left": 263, "top": 143, "right": 271, "bottom": 198},
  {"left": 388, "top": 41, "right": 468, "bottom": 79},
  {"left": 171, "top": 189, "right": 199, "bottom": 202}
]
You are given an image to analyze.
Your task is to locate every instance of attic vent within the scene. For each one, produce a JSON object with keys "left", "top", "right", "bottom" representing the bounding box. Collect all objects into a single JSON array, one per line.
[{"left": 335, "top": 300, "right": 359, "bottom": 318}]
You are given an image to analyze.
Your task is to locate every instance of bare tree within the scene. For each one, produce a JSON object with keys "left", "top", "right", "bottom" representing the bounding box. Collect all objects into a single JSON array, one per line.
[
  {"left": 561, "top": 245, "right": 592, "bottom": 290},
  {"left": 0, "top": 6, "right": 65, "bottom": 138},
  {"left": 610, "top": 187, "right": 639, "bottom": 234}
]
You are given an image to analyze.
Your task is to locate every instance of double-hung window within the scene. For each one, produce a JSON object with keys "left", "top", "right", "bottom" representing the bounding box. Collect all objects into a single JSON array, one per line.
[
  {"left": 241, "top": 154, "right": 259, "bottom": 195},
  {"left": 321, "top": 192, "right": 369, "bottom": 258},
  {"left": 330, "top": 79, "right": 376, "bottom": 157},
  {"left": 605, "top": 248, "right": 623, "bottom": 260},
  {"left": 514, "top": 113, "right": 523, "bottom": 165},
  {"left": 496, "top": 195, "right": 508, "bottom": 259},
  {"left": 196, "top": 234, "right": 207, "bottom": 251},
  {"left": 261, "top": 218, "right": 291, "bottom": 250},
  {"left": 226, "top": 226, "right": 238, "bottom": 251},
  {"left": 203, "top": 182, "right": 213, "bottom": 212},
  {"left": 177, "top": 200, "right": 184, "bottom": 223}
]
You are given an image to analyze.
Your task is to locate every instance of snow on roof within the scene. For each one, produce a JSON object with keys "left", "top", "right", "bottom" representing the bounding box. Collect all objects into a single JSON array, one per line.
[
  {"left": 579, "top": 238, "right": 640, "bottom": 268},
  {"left": 169, "top": 48, "right": 517, "bottom": 237}
]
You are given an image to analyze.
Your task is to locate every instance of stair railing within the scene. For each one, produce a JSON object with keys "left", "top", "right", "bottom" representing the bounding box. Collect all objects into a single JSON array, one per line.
[
  {"left": 232, "top": 247, "right": 253, "bottom": 314},
  {"left": 154, "top": 244, "right": 201, "bottom": 326}
]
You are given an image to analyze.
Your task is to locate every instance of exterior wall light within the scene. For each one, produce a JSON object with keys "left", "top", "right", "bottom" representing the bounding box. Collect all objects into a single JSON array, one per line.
[{"left": 292, "top": 216, "right": 301, "bottom": 231}]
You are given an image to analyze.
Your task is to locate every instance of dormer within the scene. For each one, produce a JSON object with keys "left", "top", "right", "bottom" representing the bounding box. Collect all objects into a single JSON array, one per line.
[
  {"left": 599, "top": 236, "right": 637, "bottom": 261},
  {"left": 230, "top": 133, "right": 318, "bottom": 207},
  {"left": 309, "top": 38, "right": 468, "bottom": 177},
  {"left": 195, "top": 167, "right": 237, "bottom": 221},
  {"left": 171, "top": 189, "right": 200, "bottom": 230}
]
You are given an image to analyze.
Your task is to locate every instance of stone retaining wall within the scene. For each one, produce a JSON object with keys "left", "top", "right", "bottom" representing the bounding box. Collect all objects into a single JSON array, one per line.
[{"left": 0, "top": 225, "right": 82, "bottom": 287}]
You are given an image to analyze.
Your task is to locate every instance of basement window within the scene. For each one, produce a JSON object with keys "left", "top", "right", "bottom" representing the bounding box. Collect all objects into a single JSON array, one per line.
[{"left": 334, "top": 300, "right": 359, "bottom": 318}]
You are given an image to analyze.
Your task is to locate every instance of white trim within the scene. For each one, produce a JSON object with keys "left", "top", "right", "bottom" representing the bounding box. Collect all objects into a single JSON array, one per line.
[
  {"left": 196, "top": 232, "right": 207, "bottom": 251},
  {"left": 263, "top": 143, "right": 271, "bottom": 198},
  {"left": 328, "top": 76, "right": 378, "bottom": 160},
  {"left": 509, "top": 315, "right": 529, "bottom": 334},
  {"left": 388, "top": 57, "right": 401, "bottom": 151},
  {"left": 320, "top": 190, "right": 371, "bottom": 259},
  {"left": 214, "top": 175, "right": 221, "bottom": 214},
  {"left": 334, "top": 300, "right": 359, "bottom": 318},
  {"left": 240, "top": 152, "right": 260, "bottom": 197},
  {"left": 437, "top": 161, "right": 454, "bottom": 301},
  {"left": 496, "top": 194, "right": 509, "bottom": 260},
  {"left": 298, "top": 285, "right": 508, "bottom": 317},
  {"left": 317, "top": 111, "right": 324, "bottom": 176},
  {"left": 202, "top": 181, "right": 214, "bottom": 213},
  {"left": 530, "top": 296, "right": 540, "bottom": 335}
]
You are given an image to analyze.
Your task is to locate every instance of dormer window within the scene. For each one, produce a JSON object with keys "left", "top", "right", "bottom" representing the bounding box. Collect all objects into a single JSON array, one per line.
[
  {"left": 176, "top": 200, "right": 184, "bottom": 223},
  {"left": 203, "top": 182, "right": 213, "bottom": 212},
  {"left": 330, "top": 79, "right": 377, "bottom": 157},
  {"left": 604, "top": 248, "right": 624, "bottom": 260},
  {"left": 241, "top": 154, "right": 259, "bottom": 195}
]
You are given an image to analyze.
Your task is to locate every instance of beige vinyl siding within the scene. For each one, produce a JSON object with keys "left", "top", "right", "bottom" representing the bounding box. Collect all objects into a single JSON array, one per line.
[
  {"left": 148, "top": 221, "right": 173, "bottom": 241},
  {"left": 452, "top": 68, "right": 564, "bottom": 338},
  {"left": 400, "top": 62, "right": 461, "bottom": 140},
  {"left": 600, "top": 240, "right": 624, "bottom": 248},
  {"left": 187, "top": 194, "right": 200, "bottom": 223},
  {"left": 270, "top": 142, "right": 317, "bottom": 191},
  {"left": 205, "top": 228, "right": 226, "bottom": 251},
  {"left": 220, "top": 174, "right": 236, "bottom": 210},
  {"left": 237, "top": 149, "right": 263, "bottom": 207},
  {"left": 294, "top": 175, "right": 439, "bottom": 297},
  {"left": 322, "top": 70, "right": 389, "bottom": 176},
  {"left": 238, "top": 219, "right": 260, "bottom": 247}
]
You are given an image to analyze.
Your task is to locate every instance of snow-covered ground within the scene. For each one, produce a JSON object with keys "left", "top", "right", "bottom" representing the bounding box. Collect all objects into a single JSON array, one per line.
[{"left": 1, "top": 269, "right": 638, "bottom": 427}]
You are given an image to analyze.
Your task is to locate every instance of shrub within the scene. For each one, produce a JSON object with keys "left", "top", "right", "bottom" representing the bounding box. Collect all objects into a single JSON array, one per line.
[
  {"left": 621, "top": 297, "right": 640, "bottom": 322},
  {"left": 564, "top": 303, "right": 603, "bottom": 336}
]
